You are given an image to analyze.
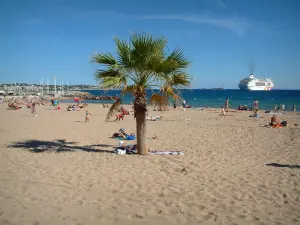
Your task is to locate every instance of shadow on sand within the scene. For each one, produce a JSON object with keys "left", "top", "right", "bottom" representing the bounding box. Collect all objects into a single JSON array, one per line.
[
  {"left": 8, "top": 139, "right": 115, "bottom": 153},
  {"left": 266, "top": 163, "right": 300, "bottom": 169}
]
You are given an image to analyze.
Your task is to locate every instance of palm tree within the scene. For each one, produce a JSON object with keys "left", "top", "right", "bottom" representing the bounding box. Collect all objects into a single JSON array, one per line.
[
  {"left": 92, "top": 33, "right": 191, "bottom": 155},
  {"left": 150, "top": 73, "right": 191, "bottom": 110}
]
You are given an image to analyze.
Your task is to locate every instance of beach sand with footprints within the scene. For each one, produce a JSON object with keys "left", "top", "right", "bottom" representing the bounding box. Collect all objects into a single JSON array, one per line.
[{"left": 0, "top": 103, "right": 299, "bottom": 225}]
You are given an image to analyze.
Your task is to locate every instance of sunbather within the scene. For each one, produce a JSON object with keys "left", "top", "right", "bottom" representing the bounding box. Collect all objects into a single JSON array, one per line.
[
  {"left": 270, "top": 115, "right": 280, "bottom": 126},
  {"left": 112, "top": 128, "right": 135, "bottom": 139},
  {"left": 119, "top": 142, "right": 137, "bottom": 154}
]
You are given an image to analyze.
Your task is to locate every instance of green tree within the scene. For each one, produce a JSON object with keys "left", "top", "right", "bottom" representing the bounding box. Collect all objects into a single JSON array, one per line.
[{"left": 92, "top": 33, "right": 191, "bottom": 155}]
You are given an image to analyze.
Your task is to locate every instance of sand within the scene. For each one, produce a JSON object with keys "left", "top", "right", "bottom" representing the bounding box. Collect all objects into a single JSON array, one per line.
[{"left": 0, "top": 102, "right": 299, "bottom": 225}]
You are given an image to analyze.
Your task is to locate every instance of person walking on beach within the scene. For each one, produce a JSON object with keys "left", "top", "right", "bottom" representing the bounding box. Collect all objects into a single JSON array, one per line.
[
  {"left": 225, "top": 98, "right": 229, "bottom": 112},
  {"left": 221, "top": 106, "right": 226, "bottom": 118},
  {"left": 253, "top": 100, "right": 259, "bottom": 110},
  {"left": 182, "top": 99, "right": 186, "bottom": 109},
  {"left": 31, "top": 102, "right": 36, "bottom": 116},
  {"left": 292, "top": 104, "right": 296, "bottom": 112},
  {"left": 85, "top": 110, "right": 91, "bottom": 122},
  {"left": 274, "top": 104, "right": 277, "bottom": 113}
]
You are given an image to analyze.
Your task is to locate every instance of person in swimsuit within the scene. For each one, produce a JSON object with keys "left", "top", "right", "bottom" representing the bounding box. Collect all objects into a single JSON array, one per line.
[
  {"left": 253, "top": 100, "right": 259, "bottom": 110},
  {"left": 85, "top": 110, "right": 91, "bottom": 122},
  {"left": 270, "top": 115, "right": 280, "bottom": 126},
  {"left": 225, "top": 98, "right": 229, "bottom": 112}
]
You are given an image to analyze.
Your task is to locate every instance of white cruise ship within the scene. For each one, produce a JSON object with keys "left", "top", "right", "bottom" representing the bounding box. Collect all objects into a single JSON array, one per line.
[{"left": 238, "top": 74, "right": 274, "bottom": 91}]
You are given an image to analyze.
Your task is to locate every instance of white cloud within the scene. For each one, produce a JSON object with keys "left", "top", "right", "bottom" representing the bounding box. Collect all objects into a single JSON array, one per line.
[
  {"left": 135, "top": 15, "right": 252, "bottom": 36},
  {"left": 25, "top": 6, "right": 254, "bottom": 36}
]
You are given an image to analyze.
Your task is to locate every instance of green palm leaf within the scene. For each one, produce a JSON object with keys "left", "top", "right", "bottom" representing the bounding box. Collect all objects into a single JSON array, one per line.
[{"left": 105, "top": 98, "right": 122, "bottom": 122}]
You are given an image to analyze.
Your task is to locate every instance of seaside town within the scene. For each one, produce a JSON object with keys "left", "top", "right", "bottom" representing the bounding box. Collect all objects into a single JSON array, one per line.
[{"left": 0, "top": 82, "right": 98, "bottom": 96}]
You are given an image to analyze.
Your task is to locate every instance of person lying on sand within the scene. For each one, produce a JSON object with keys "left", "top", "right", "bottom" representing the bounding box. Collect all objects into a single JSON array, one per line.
[
  {"left": 112, "top": 128, "right": 156, "bottom": 140},
  {"left": 8, "top": 102, "right": 22, "bottom": 110},
  {"left": 118, "top": 142, "right": 137, "bottom": 154},
  {"left": 112, "top": 128, "right": 135, "bottom": 139}
]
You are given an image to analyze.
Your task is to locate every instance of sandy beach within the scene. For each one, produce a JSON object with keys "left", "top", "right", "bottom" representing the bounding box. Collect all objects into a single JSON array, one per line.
[{"left": 0, "top": 102, "right": 299, "bottom": 225}]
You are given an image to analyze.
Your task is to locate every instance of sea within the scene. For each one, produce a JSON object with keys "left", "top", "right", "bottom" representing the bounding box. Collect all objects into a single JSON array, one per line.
[{"left": 73, "top": 89, "right": 300, "bottom": 111}]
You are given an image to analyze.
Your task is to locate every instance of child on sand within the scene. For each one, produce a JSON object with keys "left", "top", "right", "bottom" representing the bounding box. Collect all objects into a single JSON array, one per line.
[
  {"left": 85, "top": 110, "right": 91, "bottom": 122},
  {"left": 221, "top": 106, "right": 226, "bottom": 118}
]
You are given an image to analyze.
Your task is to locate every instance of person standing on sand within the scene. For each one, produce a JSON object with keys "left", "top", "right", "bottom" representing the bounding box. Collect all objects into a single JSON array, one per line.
[
  {"left": 292, "top": 104, "right": 296, "bottom": 112},
  {"left": 221, "top": 106, "right": 226, "bottom": 118},
  {"left": 31, "top": 102, "right": 36, "bottom": 116},
  {"left": 182, "top": 99, "right": 186, "bottom": 109},
  {"left": 274, "top": 104, "right": 277, "bottom": 113},
  {"left": 253, "top": 100, "right": 259, "bottom": 110},
  {"left": 85, "top": 110, "right": 91, "bottom": 122},
  {"left": 225, "top": 98, "right": 229, "bottom": 112}
]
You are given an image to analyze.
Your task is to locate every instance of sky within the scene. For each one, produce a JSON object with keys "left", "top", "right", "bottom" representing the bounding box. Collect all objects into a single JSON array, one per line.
[{"left": 0, "top": 0, "right": 299, "bottom": 89}]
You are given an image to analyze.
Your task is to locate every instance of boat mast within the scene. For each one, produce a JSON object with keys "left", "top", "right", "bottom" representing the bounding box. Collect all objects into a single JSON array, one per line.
[
  {"left": 54, "top": 76, "right": 56, "bottom": 94},
  {"left": 41, "top": 77, "right": 44, "bottom": 96},
  {"left": 47, "top": 77, "right": 49, "bottom": 94}
]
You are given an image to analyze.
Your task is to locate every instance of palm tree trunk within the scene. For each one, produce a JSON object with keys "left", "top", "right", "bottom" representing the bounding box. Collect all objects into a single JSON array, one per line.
[
  {"left": 134, "top": 93, "right": 148, "bottom": 155},
  {"left": 135, "top": 110, "right": 148, "bottom": 155}
]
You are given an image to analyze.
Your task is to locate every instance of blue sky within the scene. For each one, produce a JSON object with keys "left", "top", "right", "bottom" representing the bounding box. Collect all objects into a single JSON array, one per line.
[{"left": 0, "top": 0, "right": 299, "bottom": 89}]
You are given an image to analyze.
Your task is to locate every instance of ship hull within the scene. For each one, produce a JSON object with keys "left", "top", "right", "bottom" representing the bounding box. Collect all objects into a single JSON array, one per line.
[
  {"left": 238, "top": 74, "right": 274, "bottom": 91},
  {"left": 239, "top": 86, "right": 273, "bottom": 91},
  {"left": 239, "top": 85, "right": 273, "bottom": 91}
]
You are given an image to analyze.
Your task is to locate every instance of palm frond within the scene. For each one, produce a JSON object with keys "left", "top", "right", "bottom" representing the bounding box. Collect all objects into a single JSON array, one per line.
[
  {"left": 168, "top": 73, "right": 191, "bottom": 88},
  {"left": 130, "top": 33, "right": 166, "bottom": 72},
  {"left": 161, "top": 85, "right": 179, "bottom": 100},
  {"left": 105, "top": 98, "right": 122, "bottom": 122},
  {"left": 95, "top": 69, "right": 119, "bottom": 79},
  {"left": 121, "top": 84, "right": 137, "bottom": 95},
  {"left": 154, "top": 47, "right": 190, "bottom": 76},
  {"left": 167, "top": 47, "right": 190, "bottom": 69},
  {"left": 100, "top": 76, "right": 126, "bottom": 89},
  {"left": 149, "top": 93, "right": 165, "bottom": 107},
  {"left": 92, "top": 53, "right": 117, "bottom": 66},
  {"left": 114, "top": 37, "right": 132, "bottom": 67}
]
